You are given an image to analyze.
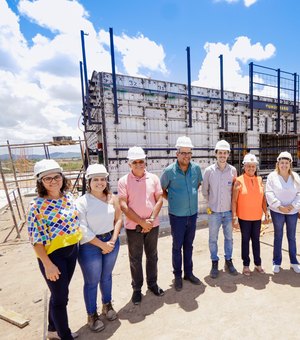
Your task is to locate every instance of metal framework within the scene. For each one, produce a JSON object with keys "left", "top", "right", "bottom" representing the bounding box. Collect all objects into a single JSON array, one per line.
[
  {"left": 249, "top": 62, "right": 299, "bottom": 133},
  {"left": 0, "top": 139, "right": 85, "bottom": 243}
]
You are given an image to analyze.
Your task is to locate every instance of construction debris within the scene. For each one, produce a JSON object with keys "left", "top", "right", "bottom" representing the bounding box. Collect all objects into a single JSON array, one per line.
[{"left": 0, "top": 306, "right": 29, "bottom": 328}]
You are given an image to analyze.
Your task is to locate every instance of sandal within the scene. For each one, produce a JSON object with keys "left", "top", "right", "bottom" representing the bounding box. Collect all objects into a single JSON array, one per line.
[
  {"left": 243, "top": 266, "right": 251, "bottom": 276},
  {"left": 255, "top": 266, "right": 265, "bottom": 274}
]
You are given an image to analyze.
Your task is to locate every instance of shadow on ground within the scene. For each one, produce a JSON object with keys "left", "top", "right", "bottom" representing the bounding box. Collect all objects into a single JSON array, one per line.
[{"left": 204, "top": 269, "right": 272, "bottom": 292}]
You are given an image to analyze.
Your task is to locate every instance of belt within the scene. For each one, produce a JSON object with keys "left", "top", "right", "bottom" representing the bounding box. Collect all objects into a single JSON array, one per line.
[{"left": 97, "top": 230, "right": 113, "bottom": 238}]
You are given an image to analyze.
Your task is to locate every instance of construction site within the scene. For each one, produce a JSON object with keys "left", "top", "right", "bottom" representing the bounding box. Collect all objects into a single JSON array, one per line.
[{"left": 0, "top": 30, "right": 300, "bottom": 340}]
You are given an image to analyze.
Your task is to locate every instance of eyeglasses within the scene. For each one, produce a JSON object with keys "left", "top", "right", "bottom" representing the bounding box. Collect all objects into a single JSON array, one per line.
[
  {"left": 131, "top": 160, "right": 145, "bottom": 165},
  {"left": 42, "top": 174, "right": 62, "bottom": 183},
  {"left": 179, "top": 152, "right": 192, "bottom": 157}
]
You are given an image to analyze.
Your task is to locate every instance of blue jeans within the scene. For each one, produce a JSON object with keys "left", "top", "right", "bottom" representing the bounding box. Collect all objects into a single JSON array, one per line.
[
  {"left": 270, "top": 210, "right": 299, "bottom": 265},
  {"left": 38, "top": 244, "right": 78, "bottom": 340},
  {"left": 208, "top": 211, "right": 233, "bottom": 261},
  {"left": 169, "top": 213, "right": 197, "bottom": 278},
  {"left": 238, "top": 219, "right": 261, "bottom": 266},
  {"left": 126, "top": 226, "right": 159, "bottom": 291},
  {"left": 78, "top": 234, "right": 120, "bottom": 315}
]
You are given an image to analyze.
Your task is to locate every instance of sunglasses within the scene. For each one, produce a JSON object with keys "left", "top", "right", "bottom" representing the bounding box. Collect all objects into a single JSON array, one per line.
[
  {"left": 131, "top": 160, "right": 145, "bottom": 165},
  {"left": 42, "top": 174, "right": 63, "bottom": 183},
  {"left": 179, "top": 152, "right": 192, "bottom": 156}
]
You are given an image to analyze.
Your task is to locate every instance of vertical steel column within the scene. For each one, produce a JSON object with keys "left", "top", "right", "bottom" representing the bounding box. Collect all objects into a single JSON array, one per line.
[
  {"left": 80, "top": 30, "right": 91, "bottom": 124},
  {"left": 186, "top": 46, "right": 192, "bottom": 128},
  {"left": 276, "top": 69, "right": 281, "bottom": 133},
  {"left": 109, "top": 27, "right": 119, "bottom": 124},
  {"left": 79, "top": 61, "right": 85, "bottom": 110},
  {"left": 79, "top": 61, "right": 87, "bottom": 129},
  {"left": 293, "top": 73, "right": 297, "bottom": 133},
  {"left": 219, "top": 54, "right": 224, "bottom": 130},
  {"left": 249, "top": 62, "right": 254, "bottom": 131}
]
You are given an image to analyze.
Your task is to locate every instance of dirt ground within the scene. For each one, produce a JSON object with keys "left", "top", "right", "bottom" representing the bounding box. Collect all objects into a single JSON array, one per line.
[{"left": 1, "top": 218, "right": 300, "bottom": 340}]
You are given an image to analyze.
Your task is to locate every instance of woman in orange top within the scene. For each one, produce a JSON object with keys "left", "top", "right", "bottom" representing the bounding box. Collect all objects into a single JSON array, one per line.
[{"left": 232, "top": 154, "right": 269, "bottom": 276}]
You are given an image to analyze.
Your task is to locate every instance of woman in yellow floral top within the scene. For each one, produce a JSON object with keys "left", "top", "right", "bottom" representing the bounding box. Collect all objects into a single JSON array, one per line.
[{"left": 27, "top": 159, "right": 81, "bottom": 340}]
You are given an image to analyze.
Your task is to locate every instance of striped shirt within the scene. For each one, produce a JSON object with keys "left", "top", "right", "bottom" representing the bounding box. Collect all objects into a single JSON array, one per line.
[{"left": 202, "top": 163, "right": 237, "bottom": 212}]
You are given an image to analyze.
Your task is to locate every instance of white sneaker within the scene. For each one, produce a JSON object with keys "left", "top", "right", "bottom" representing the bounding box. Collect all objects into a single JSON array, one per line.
[
  {"left": 290, "top": 264, "right": 300, "bottom": 273},
  {"left": 273, "top": 265, "right": 280, "bottom": 273}
]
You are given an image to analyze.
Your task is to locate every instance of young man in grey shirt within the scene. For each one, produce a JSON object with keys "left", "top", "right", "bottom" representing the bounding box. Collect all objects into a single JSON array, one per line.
[{"left": 202, "top": 140, "right": 238, "bottom": 278}]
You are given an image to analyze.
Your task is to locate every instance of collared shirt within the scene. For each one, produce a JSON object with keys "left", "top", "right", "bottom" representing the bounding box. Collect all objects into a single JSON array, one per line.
[
  {"left": 76, "top": 193, "right": 115, "bottom": 245},
  {"left": 266, "top": 171, "right": 300, "bottom": 214},
  {"left": 202, "top": 163, "right": 237, "bottom": 213},
  {"left": 118, "top": 170, "right": 162, "bottom": 230},
  {"left": 160, "top": 161, "right": 202, "bottom": 217}
]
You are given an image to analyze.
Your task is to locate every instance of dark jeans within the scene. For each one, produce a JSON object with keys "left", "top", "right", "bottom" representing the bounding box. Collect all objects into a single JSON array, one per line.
[
  {"left": 238, "top": 219, "right": 261, "bottom": 266},
  {"left": 270, "top": 210, "right": 299, "bottom": 265},
  {"left": 38, "top": 244, "right": 78, "bottom": 340},
  {"left": 169, "top": 213, "right": 197, "bottom": 278},
  {"left": 126, "top": 226, "right": 159, "bottom": 291}
]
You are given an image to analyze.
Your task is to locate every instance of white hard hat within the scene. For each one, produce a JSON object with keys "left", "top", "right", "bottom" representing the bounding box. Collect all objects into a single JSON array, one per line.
[
  {"left": 277, "top": 151, "right": 293, "bottom": 162},
  {"left": 243, "top": 153, "right": 259, "bottom": 164},
  {"left": 34, "top": 159, "right": 63, "bottom": 179},
  {"left": 215, "top": 140, "right": 230, "bottom": 151},
  {"left": 127, "top": 146, "right": 146, "bottom": 160},
  {"left": 175, "top": 136, "right": 194, "bottom": 148},
  {"left": 86, "top": 164, "right": 109, "bottom": 179}
]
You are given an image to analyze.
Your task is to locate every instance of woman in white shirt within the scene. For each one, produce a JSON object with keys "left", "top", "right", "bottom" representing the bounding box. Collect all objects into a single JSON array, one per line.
[
  {"left": 266, "top": 151, "right": 300, "bottom": 274},
  {"left": 76, "top": 164, "right": 122, "bottom": 332}
]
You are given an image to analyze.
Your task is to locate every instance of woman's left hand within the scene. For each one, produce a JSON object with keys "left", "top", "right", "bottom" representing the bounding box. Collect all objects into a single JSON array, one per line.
[
  {"left": 262, "top": 215, "right": 272, "bottom": 224},
  {"left": 102, "top": 241, "right": 115, "bottom": 254}
]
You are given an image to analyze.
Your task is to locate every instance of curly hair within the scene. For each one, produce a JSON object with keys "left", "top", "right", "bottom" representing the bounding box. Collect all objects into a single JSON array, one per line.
[{"left": 36, "top": 174, "right": 71, "bottom": 197}]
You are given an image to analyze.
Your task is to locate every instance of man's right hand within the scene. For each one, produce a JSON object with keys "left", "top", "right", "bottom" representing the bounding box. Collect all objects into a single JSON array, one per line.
[{"left": 141, "top": 220, "right": 153, "bottom": 233}]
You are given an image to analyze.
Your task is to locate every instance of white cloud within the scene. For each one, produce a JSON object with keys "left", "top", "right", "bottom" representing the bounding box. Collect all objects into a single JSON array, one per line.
[
  {"left": 193, "top": 36, "right": 276, "bottom": 93},
  {"left": 0, "top": 0, "right": 28, "bottom": 72},
  {"left": 244, "top": 0, "right": 258, "bottom": 7},
  {"left": 214, "top": 0, "right": 258, "bottom": 7},
  {"left": 98, "top": 30, "right": 167, "bottom": 77},
  {"left": 18, "top": 0, "right": 93, "bottom": 34},
  {"left": 0, "top": 0, "right": 168, "bottom": 145}
]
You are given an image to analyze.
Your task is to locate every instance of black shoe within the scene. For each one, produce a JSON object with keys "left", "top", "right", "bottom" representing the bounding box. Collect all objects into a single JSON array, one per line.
[
  {"left": 131, "top": 290, "right": 142, "bottom": 305},
  {"left": 225, "top": 259, "right": 238, "bottom": 276},
  {"left": 148, "top": 284, "right": 165, "bottom": 296},
  {"left": 174, "top": 277, "right": 183, "bottom": 291},
  {"left": 210, "top": 260, "right": 219, "bottom": 279},
  {"left": 183, "top": 274, "right": 202, "bottom": 285}
]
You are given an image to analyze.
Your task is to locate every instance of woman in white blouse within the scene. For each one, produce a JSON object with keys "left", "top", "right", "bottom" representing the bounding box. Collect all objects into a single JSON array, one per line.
[
  {"left": 76, "top": 164, "right": 122, "bottom": 332},
  {"left": 266, "top": 151, "right": 300, "bottom": 274}
]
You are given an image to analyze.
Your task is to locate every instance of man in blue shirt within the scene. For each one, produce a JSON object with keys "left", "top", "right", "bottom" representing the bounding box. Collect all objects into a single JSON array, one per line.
[{"left": 161, "top": 136, "right": 202, "bottom": 291}]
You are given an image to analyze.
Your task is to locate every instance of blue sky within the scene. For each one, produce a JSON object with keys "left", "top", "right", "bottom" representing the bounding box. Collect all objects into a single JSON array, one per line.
[{"left": 0, "top": 0, "right": 299, "bottom": 145}]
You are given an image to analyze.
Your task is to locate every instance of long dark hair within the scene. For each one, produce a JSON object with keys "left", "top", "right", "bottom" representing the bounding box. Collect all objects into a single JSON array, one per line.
[
  {"left": 87, "top": 178, "right": 111, "bottom": 196},
  {"left": 36, "top": 174, "right": 71, "bottom": 197}
]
